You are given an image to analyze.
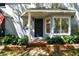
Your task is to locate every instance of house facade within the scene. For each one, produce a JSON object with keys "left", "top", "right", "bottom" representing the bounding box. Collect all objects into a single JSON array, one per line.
[{"left": 0, "top": 3, "right": 79, "bottom": 42}]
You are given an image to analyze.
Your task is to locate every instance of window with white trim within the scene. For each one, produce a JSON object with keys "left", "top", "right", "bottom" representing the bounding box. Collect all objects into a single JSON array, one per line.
[
  {"left": 53, "top": 17, "right": 70, "bottom": 35},
  {"left": 45, "top": 17, "right": 51, "bottom": 34}
]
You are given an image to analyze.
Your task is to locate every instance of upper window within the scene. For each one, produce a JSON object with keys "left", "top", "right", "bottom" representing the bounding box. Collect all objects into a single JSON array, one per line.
[{"left": 53, "top": 17, "right": 70, "bottom": 35}]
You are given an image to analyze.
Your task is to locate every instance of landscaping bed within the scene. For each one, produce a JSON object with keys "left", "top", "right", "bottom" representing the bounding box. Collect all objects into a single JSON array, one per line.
[
  {"left": 0, "top": 35, "right": 28, "bottom": 56},
  {"left": 1, "top": 46, "right": 79, "bottom": 56},
  {"left": 1, "top": 43, "right": 79, "bottom": 56},
  {"left": 0, "top": 35, "right": 79, "bottom": 56},
  {"left": 0, "top": 45, "right": 27, "bottom": 56},
  {"left": 46, "top": 44, "right": 79, "bottom": 53},
  {"left": 16, "top": 46, "right": 79, "bottom": 56}
]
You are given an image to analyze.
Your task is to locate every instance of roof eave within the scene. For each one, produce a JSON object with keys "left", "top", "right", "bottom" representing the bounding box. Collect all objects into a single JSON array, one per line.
[{"left": 21, "top": 9, "right": 76, "bottom": 16}]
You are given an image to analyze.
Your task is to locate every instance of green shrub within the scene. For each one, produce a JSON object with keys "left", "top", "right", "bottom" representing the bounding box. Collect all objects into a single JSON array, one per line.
[
  {"left": 2, "top": 36, "right": 12, "bottom": 45},
  {"left": 46, "top": 37, "right": 53, "bottom": 44},
  {"left": 46, "top": 35, "right": 79, "bottom": 44},
  {"left": 46, "top": 36, "right": 65, "bottom": 44},
  {"left": 17, "top": 36, "right": 28, "bottom": 45},
  {"left": 62, "top": 36, "right": 78, "bottom": 44},
  {"left": 2, "top": 35, "right": 28, "bottom": 45},
  {"left": 73, "top": 35, "right": 79, "bottom": 43},
  {"left": 52, "top": 37, "right": 65, "bottom": 44},
  {"left": 11, "top": 35, "right": 18, "bottom": 45}
]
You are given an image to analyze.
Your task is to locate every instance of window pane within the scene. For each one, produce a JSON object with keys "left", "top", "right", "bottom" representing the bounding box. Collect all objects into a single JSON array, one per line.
[
  {"left": 46, "top": 19, "right": 50, "bottom": 33},
  {"left": 61, "top": 18, "right": 69, "bottom": 33},
  {"left": 54, "top": 18, "right": 60, "bottom": 33},
  {"left": 0, "top": 3, "right": 5, "bottom": 6}
]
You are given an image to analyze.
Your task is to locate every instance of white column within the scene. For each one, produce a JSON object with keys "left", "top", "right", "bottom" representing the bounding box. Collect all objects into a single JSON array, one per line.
[
  {"left": 69, "top": 17, "right": 71, "bottom": 35},
  {"left": 51, "top": 16, "right": 54, "bottom": 37},
  {"left": 28, "top": 12, "right": 31, "bottom": 42},
  {"left": 60, "top": 18, "right": 62, "bottom": 33}
]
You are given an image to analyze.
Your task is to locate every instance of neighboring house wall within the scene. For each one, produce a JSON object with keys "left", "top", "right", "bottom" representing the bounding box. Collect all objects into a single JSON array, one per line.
[
  {"left": 5, "top": 17, "right": 17, "bottom": 35},
  {"left": 71, "top": 16, "right": 78, "bottom": 35},
  {"left": 64, "top": 3, "right": 79, "bottom": 35},
  {"left": 1, "top": 4, "right": 31, "bottom": 38}
]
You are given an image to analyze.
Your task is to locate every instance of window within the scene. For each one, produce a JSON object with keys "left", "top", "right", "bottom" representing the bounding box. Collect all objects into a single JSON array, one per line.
[
  {"left": 61, "top": 18, "right": 69, "bottom": 33},
  {"left": 0, "top": 3, "right": 5, "bottom": 8},
  {"left": 54, "top": 18, "right": 60, "bottom": 33},
  {"left": 53, "top": 17, "right": 70, "bottom": 35},
  {"left": 45, "top": 17, "right": 51, "bottom": 33},
  {"left": 0, "top": 3, "right": 5, "bottom": 6}
]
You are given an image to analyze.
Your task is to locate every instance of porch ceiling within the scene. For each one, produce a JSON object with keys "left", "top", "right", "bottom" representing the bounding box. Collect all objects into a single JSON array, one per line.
[{"left": 21, "top": 9, "right": 75, "bottom": 17}]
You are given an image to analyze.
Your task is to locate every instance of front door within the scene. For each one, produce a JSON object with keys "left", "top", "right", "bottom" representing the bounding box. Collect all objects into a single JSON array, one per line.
[{"left": 34, "top": 18, "right": 43, "bottom": 37}]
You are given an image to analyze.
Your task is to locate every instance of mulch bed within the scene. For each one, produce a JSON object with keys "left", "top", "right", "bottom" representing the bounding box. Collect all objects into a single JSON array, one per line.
[
  {"left": 46, "top": 44, "right": 79, "bottom": 53},
  {"left": 1, "top": 40, "right": 79, "bottom": 53},
  {"left": 1, "top": 42, "right": 79, "bottom": 56},
  {"left": 3, "top": 44, "right": 27, "bottom": 51},
  {"left": 1, "top": 44, "right": 79, "bottom": 51}
]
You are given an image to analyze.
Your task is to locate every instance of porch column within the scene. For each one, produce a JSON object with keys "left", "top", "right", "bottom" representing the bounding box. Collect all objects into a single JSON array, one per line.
[
  {"left": 69, "top": 18, "right": 71, "bottom": 35},
  {"left": 28, "top": 12, "right": 31, "bottom": 43}
]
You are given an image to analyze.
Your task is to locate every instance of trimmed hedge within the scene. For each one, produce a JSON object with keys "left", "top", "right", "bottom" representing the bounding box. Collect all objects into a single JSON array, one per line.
[
  {"left": 17, "top": 36, "right": 28, "bottom": 45},
  {"left": 46, "top": 35, "right": 79, "bottom": 44},
  {"left": 2, "top": 36, "right": 12, "bottom": 45},
  {"left": 46, "top": 36, "right": 65, "bottom": 44},
  {"left": 2, "top": 35, "right": 28, "bottom": 45},
  {"left": 61, "top": 36, "right": 78, "bottom": 44}
]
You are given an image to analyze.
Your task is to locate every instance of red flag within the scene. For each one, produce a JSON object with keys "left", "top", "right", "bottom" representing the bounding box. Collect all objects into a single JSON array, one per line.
[{"left": 0, "top": 13, "right": 4, "bottom": 26}]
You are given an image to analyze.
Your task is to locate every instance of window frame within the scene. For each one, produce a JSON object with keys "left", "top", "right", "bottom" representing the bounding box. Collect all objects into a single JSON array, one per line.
[
  {"left": 45, "top": 17, "right": 51, "bottom": 34},
  {"left": 53, "top": 16, "right": 71, "bottom": 35}
]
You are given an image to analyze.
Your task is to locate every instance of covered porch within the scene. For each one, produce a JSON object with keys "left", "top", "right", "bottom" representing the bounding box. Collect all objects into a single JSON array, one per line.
[{"left": 21, "top": 9, "right": 75, "bottom": 42}]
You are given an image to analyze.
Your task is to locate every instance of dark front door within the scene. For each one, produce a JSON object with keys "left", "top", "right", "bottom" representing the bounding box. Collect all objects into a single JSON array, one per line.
[{"left": 34, "top": 18, "right": 43, "bottom": 37}]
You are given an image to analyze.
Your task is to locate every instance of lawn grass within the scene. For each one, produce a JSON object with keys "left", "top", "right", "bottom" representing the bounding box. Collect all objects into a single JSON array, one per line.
[
  {"left": 0, "top": 49, "right": 23, "bottom": 56},
  {"left": 62, "top": 49, "right": 79, "bottom": 56},
  {"left": 0, "top": 51, "right": 18, "bottom": 56},
  {"left": 50, "top": 49, "right": 79, "bottom": 56}
]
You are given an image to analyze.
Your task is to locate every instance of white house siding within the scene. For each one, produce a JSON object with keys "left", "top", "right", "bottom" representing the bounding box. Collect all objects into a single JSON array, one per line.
[{"left": 0, "top": 3, "right": 79, "bottom": 38}]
